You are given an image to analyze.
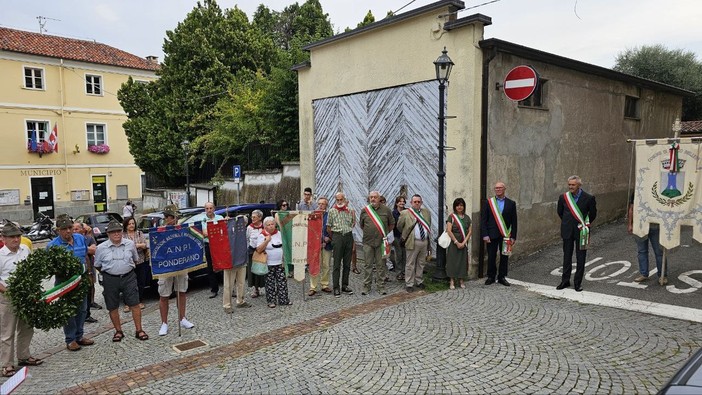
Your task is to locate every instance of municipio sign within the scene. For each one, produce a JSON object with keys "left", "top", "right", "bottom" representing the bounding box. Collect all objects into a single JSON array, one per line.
[{"left": 503, "top": 65, "right": 539, "bottom": 101}]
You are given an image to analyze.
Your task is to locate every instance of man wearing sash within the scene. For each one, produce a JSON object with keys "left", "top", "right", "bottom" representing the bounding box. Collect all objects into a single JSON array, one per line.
[
  {"left": 359, "top": 191, "right": 395, "bottom": 295},
  {"left": 557, "top": 175, "right": 597, "bottom": 292},
  {"left": 397, "top": 194, "right": 432, "bottom": 292},
  {"left": 481, "top": 182, "right": 518, "bottom": 286}
]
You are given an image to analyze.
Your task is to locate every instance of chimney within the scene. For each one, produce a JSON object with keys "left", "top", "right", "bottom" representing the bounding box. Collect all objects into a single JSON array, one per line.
[{"left": 146, "top": 55, "right": 159, "bottom": 65}]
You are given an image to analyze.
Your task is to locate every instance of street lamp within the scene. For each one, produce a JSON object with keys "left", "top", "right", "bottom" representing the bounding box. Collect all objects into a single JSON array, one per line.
[
  {"left": 181, "top": 139, "right": 190, "bottom": 208},
  {"left": 433, "top": 47, "right": 454, "bottom": 281}
]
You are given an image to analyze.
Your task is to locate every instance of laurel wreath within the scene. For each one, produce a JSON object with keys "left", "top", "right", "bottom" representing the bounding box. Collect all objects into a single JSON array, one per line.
[
  {"left": 6, "top": 246, "right": 90, "bottom": 331},
  {"left": 651, "top": 181, "right": 694, "bottom": 207}
]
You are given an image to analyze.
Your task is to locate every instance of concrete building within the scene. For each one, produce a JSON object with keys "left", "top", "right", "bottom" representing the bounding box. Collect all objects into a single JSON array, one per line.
[
  {"left": 0, "top": 27, "right": 158, "bottom": 221},
  {"left": 295, "top": 0, "right": 690, "bottom": 277}
]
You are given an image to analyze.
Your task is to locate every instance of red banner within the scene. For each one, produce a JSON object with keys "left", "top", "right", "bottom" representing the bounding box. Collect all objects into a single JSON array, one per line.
[
  {"left": 306, "top": 211, "right": 323, "bottom": 277},
  {"left": 207, "top": 219, "right": 232, "bottom": 271}
]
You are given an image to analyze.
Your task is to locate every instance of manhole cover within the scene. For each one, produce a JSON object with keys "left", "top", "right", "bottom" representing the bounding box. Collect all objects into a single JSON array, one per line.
[{"left": 172, "top": 339, "right": 207, "bottom": 352}]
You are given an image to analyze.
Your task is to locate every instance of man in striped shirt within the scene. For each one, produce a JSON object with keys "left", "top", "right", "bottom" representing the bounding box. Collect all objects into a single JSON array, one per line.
[{"left": 327, "top": 192, "right": 356, "bottom": 298}]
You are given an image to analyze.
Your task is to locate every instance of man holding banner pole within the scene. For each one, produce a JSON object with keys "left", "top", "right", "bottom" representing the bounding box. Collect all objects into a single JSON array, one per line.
[
  {"left": 309, "top": 197, "right": 333, "bottom": 296},
  {"left": 359, "top": 191, "right": 394, "bottom": 295},
  {"left": 556, "top": 175, "right": 597, "bottom": 292},
  {"left": 481, "top": 182, "right": 518, "bottom": 286},
  {"left": 157, "top": 208, "right": 195, "bottom": 336}
]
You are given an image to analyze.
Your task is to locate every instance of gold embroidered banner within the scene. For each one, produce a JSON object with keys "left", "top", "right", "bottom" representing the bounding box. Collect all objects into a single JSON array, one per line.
[{"left": 633, "top": 138, "right": 702, "bottom": 249}]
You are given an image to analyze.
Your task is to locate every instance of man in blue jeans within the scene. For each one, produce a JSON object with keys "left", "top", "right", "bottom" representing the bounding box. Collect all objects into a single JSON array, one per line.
[
  {"left": 628, "top": 193, "right": 666, "bottom": 285},
  {"left": 47, "top": 216, "right": 94, "bottom": 351}
]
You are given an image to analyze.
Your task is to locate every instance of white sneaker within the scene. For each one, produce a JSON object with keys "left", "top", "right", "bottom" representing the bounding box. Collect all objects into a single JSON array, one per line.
[
  {"left": 158, "top": 323, "right": 168, "bottom": 336},
  {"left": 180, "top": 318, "right": 194, "bottom": 329}
]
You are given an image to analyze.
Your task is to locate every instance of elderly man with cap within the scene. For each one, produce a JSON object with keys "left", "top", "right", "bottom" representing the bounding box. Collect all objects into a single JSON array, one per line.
[
  {"left": 94, "top": 220, "right": 148, "bottom": 341},
  {"left": 157, "top": 206, "right": 195, "bottom": 336},
  {"left": 0, "top": 222, "right": 43, "bottom": 377},
  {"left": 47, "top": 216, "right": 94, "bottom": 351}
]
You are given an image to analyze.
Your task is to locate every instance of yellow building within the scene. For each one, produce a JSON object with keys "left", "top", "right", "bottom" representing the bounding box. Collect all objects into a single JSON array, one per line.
[{"left": 0, "top": 27, "right": 158, "bottom": 221}]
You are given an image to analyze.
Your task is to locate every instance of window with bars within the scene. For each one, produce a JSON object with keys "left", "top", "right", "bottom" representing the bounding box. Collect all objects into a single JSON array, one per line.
[
  {"left": 86, "top": 74, "right": 102, "bottom": 95},
  {"left": 86, "top": 124, "right": 106, "bottom": 146},
  {"left": 518, "top": 79, "right": 548, "bottom": 108},
  {"left": 24, "top": 67, "right": 44, "bottom": 89}
]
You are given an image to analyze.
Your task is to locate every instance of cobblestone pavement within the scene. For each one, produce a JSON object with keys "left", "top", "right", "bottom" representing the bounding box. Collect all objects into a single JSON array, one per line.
[{"left": 3, "top": 264, "right": 700, "bottom": 395}]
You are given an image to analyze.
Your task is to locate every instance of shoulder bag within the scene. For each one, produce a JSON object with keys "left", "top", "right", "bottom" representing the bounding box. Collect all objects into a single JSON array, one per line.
[{"left": 251, "top": 250, "right": 269, "bottom": 276}]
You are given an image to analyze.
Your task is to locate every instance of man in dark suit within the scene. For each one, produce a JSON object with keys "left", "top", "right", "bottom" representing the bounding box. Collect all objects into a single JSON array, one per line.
[
  {"left": 557, "top": 175, "right": 597, "bottom": 292},
  {"left": 481, "top": 182, "right": 518, "bottom": 286}
]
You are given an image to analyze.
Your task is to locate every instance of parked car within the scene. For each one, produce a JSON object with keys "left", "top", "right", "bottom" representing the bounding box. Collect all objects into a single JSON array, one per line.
[
  {"left": 658, "top": 348, "right": 702, "bottom": 394},
  {"left": 180, "top": 203, "right": 275, "bottom": 226},
  {"left": 74, "top": 212, "right": 123, "bottom": 244}
]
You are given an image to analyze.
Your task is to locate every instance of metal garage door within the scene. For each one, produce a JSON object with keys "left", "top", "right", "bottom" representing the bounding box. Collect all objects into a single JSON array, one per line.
[{"left": 312, "top": 80, "right": 442, "bottom": 241}]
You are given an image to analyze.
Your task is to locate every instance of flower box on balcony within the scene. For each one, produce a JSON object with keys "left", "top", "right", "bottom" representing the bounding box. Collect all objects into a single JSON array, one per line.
[{"left": 88, "top": 144, "right": 110, "bottom": 154}]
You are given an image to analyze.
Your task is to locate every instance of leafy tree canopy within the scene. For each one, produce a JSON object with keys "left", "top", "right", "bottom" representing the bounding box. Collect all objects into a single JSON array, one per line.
[
  {"left": 614, "top": 44, "right": 702, "bottom": 120},
  {"left": 118, "top": 0, "right": 333, "bottom": 185}
]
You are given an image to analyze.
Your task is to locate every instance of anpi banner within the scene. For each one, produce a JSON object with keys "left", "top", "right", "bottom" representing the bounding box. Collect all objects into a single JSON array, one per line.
[{"left": 149, "top": 223, "right": 206, "bottom": 278}]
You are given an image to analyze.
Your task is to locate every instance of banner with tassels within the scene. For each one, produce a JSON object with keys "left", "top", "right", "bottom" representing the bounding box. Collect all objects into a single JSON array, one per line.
[{"left": 633, "top": 138, "right": 702, "bottom": 249}]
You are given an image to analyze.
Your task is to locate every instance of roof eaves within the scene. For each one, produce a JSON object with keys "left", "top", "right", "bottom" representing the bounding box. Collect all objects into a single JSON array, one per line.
[
  {"left": 304, "top": 0, "right": 465, "bottom": 51},
  {"left": 291, "top": 61, "right": 311, "bottom": 71},
  {"left": 443, "top": 13, "right": 492, "bottom": 30},
  {"left": 479, "top": 38, "right": 693, "bottom": 97}
]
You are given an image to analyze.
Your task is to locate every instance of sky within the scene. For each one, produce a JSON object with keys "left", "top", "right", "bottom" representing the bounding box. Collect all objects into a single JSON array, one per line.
[{"left": 1, "top": 0, "right": 701, "bottom": 69}]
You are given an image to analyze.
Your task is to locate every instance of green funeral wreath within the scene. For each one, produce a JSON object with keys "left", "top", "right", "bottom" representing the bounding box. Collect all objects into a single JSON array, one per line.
[{"left": 6, "top": 246, "right": 90, "bottom": 331}]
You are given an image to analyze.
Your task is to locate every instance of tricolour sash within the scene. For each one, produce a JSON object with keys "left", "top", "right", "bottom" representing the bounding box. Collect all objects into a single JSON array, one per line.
[
  {"left": 364, "top": 205, "right": 391, "bottom": 257},
  {"left": 488, "top": 197, "right": 513, "bottom": 256},
  {"left": 42, "top": 274, "right": 82, "bottom": 304},
  {"left": 407, "top": 208, "right": 430, "bottom": 234},
  {"left": 564, "top": 192, "right": 590, "bottom": 249},
  {"left": 450, "top": 213, "right": 468, "bottom": 241}
]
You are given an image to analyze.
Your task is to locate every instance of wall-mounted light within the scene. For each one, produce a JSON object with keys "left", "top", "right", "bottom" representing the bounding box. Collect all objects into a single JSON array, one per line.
[{"left": 73, "top": 144, "right": 80, "bottom": 154}]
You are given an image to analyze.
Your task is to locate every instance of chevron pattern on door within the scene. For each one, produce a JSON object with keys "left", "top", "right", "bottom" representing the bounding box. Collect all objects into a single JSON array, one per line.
[{"left": 313, "top": 81, "right": 442, "bottom": 242}]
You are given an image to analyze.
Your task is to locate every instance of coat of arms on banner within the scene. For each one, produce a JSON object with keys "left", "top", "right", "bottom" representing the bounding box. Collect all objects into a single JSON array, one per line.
[{"left": 633, "top": 138, "right": 702, "bottom": 249}]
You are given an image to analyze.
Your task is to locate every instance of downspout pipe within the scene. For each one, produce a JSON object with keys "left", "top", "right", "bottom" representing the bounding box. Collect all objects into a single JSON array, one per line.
[{"left": 478, "top": 46, "right": 497, "bottom": 279}]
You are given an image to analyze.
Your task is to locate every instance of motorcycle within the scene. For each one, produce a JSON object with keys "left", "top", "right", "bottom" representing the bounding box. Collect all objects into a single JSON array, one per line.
[{"left": 25, "top": 212, "right": 55, "bottom": 241}]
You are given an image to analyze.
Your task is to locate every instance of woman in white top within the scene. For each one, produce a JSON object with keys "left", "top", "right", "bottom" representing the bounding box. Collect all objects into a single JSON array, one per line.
[
  {"left": 256, "top": 216, "right": 291, "bottom": 308},
  {"left": 246, "top": 210, "right": 265, "bottom": 297}
]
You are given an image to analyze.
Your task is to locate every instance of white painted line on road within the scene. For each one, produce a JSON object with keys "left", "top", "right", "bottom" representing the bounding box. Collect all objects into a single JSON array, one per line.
[{"left": 511, "top": 279, "right": 702, "bottom": 324}]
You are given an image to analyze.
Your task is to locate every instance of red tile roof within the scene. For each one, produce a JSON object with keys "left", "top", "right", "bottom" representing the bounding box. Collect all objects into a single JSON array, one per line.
[
  {"left": 0, "top": 27, "right": 159, "bottom": 71},
  {"left": 681, "top": 120, "right": 702, "bottom": 133}
]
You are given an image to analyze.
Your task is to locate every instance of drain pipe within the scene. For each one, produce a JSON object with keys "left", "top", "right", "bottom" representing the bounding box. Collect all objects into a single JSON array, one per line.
[{"left": 478, "top": 46, "right": 497, "bottom": 279}]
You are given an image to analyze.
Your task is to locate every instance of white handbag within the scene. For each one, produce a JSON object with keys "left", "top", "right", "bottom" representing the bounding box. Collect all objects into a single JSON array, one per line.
[{"left": 437, "top": 231, "right": 451, "bottom": 249}]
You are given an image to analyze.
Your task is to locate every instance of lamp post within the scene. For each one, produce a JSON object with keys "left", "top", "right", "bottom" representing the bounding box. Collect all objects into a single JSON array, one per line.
[
  {"left": 433, "top": 47, "right": 454, "bottom": 281},
  {"left": 181, "top": 139, "right": 190, "bottom": 208}
]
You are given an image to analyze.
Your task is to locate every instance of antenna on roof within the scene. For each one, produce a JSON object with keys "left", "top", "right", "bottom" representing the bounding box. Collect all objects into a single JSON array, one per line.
[{"left": 36, "top": 16, "right": 61, "bottom": 34}]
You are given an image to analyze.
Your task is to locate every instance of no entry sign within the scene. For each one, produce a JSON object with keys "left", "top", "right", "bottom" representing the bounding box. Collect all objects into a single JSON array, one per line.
[{"left": 503, "top": 65, "right": 538, "bottom": 101}]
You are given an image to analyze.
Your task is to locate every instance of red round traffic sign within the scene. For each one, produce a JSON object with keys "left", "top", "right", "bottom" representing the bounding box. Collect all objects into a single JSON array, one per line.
[{"left": 503, "top": 65, "right": 538, "bottom": 101}]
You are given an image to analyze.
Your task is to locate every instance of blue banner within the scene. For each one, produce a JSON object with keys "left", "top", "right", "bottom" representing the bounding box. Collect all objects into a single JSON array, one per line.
[{"left": 149, "top": 223, "right": 206, "bottom": 277}]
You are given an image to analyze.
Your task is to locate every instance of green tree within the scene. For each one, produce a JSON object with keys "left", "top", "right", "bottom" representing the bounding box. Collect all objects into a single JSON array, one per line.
[
  {"left": 118, "top": 0, "right": 275, "bottom": 184},
  {"left": 119, "top": 0, "right": 333, "bottom": 183},
  {"left": 357, "top": 10, "right": 375, "bottom": 28},
  {"left": 614, "top": 44, "right": 702, "bottom": 120}
]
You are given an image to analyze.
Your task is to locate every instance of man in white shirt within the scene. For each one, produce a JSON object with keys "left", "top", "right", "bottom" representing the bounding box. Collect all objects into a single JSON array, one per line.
[{"left": 0, "top": 222, "right": 43, "bottom": 375}]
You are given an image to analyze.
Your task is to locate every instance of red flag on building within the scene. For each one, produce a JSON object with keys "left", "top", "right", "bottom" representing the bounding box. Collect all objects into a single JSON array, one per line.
[{"left": 48, "top": 124, "right": 58, "bottom": 152}]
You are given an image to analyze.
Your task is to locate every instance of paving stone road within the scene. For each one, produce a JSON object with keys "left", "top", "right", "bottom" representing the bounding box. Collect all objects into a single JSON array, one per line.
[{"left": 4, "top": 265, "right": 701, "bottom": 394}]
